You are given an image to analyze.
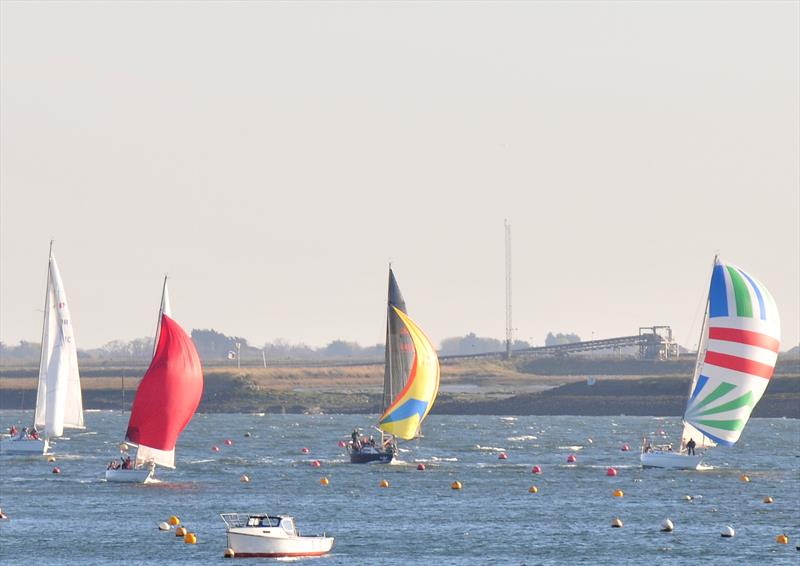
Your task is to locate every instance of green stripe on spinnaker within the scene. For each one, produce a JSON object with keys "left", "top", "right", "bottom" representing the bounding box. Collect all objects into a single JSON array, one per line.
[
  {"left": 726, "top": 266, "right": 753, "bottom": 318},
  {"left": 695, "top": 418, "right": 746, "bottom": 432},
  {"left": 696, "top": 391, "right": 754, "bottom": 417},
  {"left": 693, "top": 382, "right": 736, "bottom": 411}
]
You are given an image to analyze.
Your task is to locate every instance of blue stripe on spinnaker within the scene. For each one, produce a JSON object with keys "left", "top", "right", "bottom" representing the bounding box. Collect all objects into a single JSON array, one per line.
[
  {"left": 689, "top": 425, "right": 736, "bottom": 447},
  {"left": 738, "top": 268, "right": 766, "bottom": 321},
  {"left": 379, "top": 398, "right": 429, "bottom": 425},
  {"left": 689, "top": 375, "right": 709, "bottom": 403},
  {"left": 709, "top": 264, "right": 729, "bottom": 318}
]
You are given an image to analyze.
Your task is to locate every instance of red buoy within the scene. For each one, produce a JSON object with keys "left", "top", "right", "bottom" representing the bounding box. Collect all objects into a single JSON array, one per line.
[
  {"left": 212, "top": 445, "right": 220, "bottom": 452},
  {"left": 311, "top": 460, "right": 321, "bottom": 468},
  {"left": 621, "top": 444, "right": 630, "bottom": 452},
  {"left": 567, "top": 454, "right": 577, "bottom": 463},
  {"left": 532, "top": 465, "right": 542, "bottom": 474},
  {"left": 338, "top": 441, "right": 346, "bottom": 448},
  {"left": 52, "top": 467, "right": 61, "bottom": 474},
  {"left": 224, "top": 439, "right": 233, "bottom": 446},
  {"left": 498, "top": 452, "right": 508, "bottom": 460},
  {"left": 607, "top": 467, "right": 618, "bottom": 476},
  {"left": 417, "top": 463, "right": 426, "bottom": 471},
  {"left": 301, "top": 447, "right": 310, "bottom": 454}
]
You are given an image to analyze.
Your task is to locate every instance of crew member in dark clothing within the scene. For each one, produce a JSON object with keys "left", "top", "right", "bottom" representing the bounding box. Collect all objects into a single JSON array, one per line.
[{"left": 686, "top": 438, "right": 696, "bottom": 456}]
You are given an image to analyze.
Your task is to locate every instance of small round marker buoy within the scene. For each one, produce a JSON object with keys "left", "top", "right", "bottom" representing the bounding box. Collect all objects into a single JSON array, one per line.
[
  {"left": 212, "top": 445, "right": 220, "bottom": 453},
  {"left": 337, "top": 441, "right": 346, "bottom": 448},
  {"left": 531, "top": 465, "right": 542, "bottom": 474},
  {"left": 611, "top": 517, "right": 623, "bottom": 528},
  {"left": 301, "top": 447, "right": 310, "bottom": 454},
  {"left": 763, "top": 496, "right": 774, "bottom": 504},
  {"left": 528, "top": 485, "right": 538, "bottom": 494},
  {"left": 417, "top": 463, "right": 426, "bottom": 471},
  {"left": 721, "top": 526, "right": 735, "bottom": 538},
  {"left": 224, "top": 439, "right": 233, "bottom": 446},
  {"left": 0, "top": 508, "right": 9, "bottom": 520},
  {"left": 776, "top": 534, "right": 789, "bottom": 545},
  {"left": 607, "top": 467, "right": 618, "bottom": 477},
  {"left": 567, "top": 454, "right": 577, "bottom": 463},
  {"left": 239, "top": 474, "right": 250, "bottom": 483},
  {"left": 683, "top": 495, "right": 693, "bottom": 501},
  {"left": 311, "top": 460, "right": 321, "bottom": 468},
  {"left": 451, "top": 481, "right": 462, "bottom": 490},
  {"left": 184, "top": 532, "right": 197, "bottom": 544},
  {"left": 498, "top": 452, "right": 508, "bottom": 460},
  {"left": 320, "top": 477, "right": 330, "bottom": 486},
  {"left": 613, "top": 489, "right": 624, "bottom": 498},
  {"left": 47, "top": 456, "right": 56, "bottom": 463},
  {"left": 158, "top": 522, "right": 171, "bottom": 531},
  {"left": 51, "top": 467, "right": 61, "bottom": 474},
  {"left": 168, "top": 516, "right": 180, "bottom": 526},
  {"left": 661, "top": 518, "right": 674, "bottom": 532},
  {"left": 621, "top": 444, "right": 630, "bottom": 452},
  {"left": 224, "top": 548, "right": 235, "bottom": 558},
  {"left": 175, "top": 526, "right": 187, "bottom": 537},
  {"left": 244, "top": 432, "right": 251, "bottom": 438},
  {"left": 739, "top": 474, "right": 750, "bottom": 482},
  {"left": 379, "top": 479, "right": 390, "bottom": 488},
  {"left": 118, "top": 442, "right": 129, "bottom": 452},
  {"left": 587, "top": 438, "right": 593, "bottom": 444}
]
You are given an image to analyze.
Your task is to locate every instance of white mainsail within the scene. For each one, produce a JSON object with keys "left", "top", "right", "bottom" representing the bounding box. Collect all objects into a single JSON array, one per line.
[{"left": 33, "top": 247, "right": 84, "bottom": 438}]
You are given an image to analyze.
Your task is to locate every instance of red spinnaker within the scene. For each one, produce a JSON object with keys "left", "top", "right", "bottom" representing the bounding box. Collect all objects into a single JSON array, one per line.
[{"left": 126, "top": 315, "right": 203, "bottom": 451}]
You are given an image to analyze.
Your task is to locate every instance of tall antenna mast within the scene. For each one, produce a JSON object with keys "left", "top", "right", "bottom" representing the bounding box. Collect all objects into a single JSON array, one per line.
[{"left": 504, "top": 219, "right": 512, "bottom": 359}]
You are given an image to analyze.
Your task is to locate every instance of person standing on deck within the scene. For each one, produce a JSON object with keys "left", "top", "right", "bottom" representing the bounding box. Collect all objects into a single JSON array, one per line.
[{"left": 686, "top": 438, "right": 696, "bottom": 456}]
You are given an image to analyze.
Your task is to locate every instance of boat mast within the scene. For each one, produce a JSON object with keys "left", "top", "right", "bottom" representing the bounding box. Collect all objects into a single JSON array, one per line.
[
  {"left": 152, "top": 275, "right": 168, "bottom": 359},
  {"left": 34, "top": 241, "right": 54, "bottom": 430},
  {"left": 384, "top": 264, "right": 393, "bottom": 416}
]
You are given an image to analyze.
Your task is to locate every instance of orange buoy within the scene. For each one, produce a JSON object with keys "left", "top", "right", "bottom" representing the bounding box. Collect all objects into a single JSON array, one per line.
[
  {"left": 239, "top": 474, "right": 250, "bottom": 483},
  {"left": 451, "top": 481, "right": 462, "bottom": 490},
  {"left": 212, "top": 445, "right": 220, "bottom": 452},
  {"left": 498, "top": 452, "right": 508, "bottom": 460},
  {"left": 567, "top": 454, "right": 577, "bottom": 463},
  {"left": 51, "top": 467, "right": 61, "bottom": 474},
  {"left": 224, "top": 439, "right": 233, "bottom": 446},
  {"left": 621, "top": 444, "right": 630, "bottom": 452},
  {"left": 175, "top": 526, "right": 187, "bottom": 537},
  {"left": 607, "top": 467, "right": 618, "bottom": 477},
  {"left": 379, "top": 479, "right": 390, "bottom": 488},
  {"left": 301, "top": 447, "right": 310, "bottom": 454},
  {"left": 611, "top": 517, "right": 623, "bottom": 528},
  {"left": 528, "top": 485, "right": 538, "bottom": 493},
  {"left": 613, "top": 489, "right": 624, "bottom": 498},
  {"left": 320, "top": 477, "right": 330, "bottom": 486},
  {"left": 776, "top": 534, "right": 789, "bottom": 545},
  {"left": 47, "top": 456, "right": 56, "bottom": 462},
  {"left": 763, "top": 496, "right": 774, "bottom": 504},
  {"left": 311, "top": 460, "right": 321, "bottom": 468},
  {"left": 168, "top": 516, "right": 180, "bottom": 526},
  {"left": 740, "top": 474, "right": 750, "bottom": 482},
  {"left": 531, "top": 465, "right": 542, "bottom": 474},
  {"left": 224, "top": 548, "right": 235, "bottom": 558},
  {"left": 417, "top": 463, "right": 426, "bottom": 471},
  {"left": 184, "top": 532, "right": 197, "bottom": 544}
]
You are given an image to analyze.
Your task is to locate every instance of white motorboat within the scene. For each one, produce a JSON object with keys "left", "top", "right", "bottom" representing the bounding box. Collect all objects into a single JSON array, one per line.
[{"left": 220, "top": 513, "right": 334, "bottom": 558}]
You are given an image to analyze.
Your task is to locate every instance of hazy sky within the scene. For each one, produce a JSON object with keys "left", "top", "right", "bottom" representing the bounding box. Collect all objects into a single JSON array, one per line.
[{"left": 1, "top": 1, "right": 798, "bottom": 352}]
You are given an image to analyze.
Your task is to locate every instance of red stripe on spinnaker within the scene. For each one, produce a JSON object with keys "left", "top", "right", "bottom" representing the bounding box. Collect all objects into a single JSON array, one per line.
[
  {"left": 704, "top": 351, "right": 775, "bottom": 379},
  {"left": 708, "top": 327, "right": 780, "bottom": 353}
]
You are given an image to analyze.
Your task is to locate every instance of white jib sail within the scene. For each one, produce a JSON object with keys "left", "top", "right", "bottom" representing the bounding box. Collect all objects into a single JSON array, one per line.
[
  {"left": 34, "top": 252, "right": 84, "bottom": 437},
  {"left": 135, "top": 445, "right": 175, "bottom": 469}
]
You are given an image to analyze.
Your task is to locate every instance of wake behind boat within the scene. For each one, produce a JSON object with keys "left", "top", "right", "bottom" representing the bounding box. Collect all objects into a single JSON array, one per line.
[
  {"left": 105, "top": 277, "right": 204, "bottom": 483},
  {"left": 0, "top": 243, "right": 84, "bottom": 456},
  {"left": 221, "top": 513, "right": 334, "bottom": 558},
  {"left": 641, "top": 257, "right": 780, "bottom": 470},
  {"left": 346, "top": 267, "right": 440, "bottom": 464}
]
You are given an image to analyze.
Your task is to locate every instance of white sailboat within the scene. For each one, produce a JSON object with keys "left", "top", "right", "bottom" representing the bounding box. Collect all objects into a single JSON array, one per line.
[
  {"left": 0, "top": 243, "right": 84, "bottom": 455},
  {"left": 105, "top": 278, "right": 203, "bottom": 482},
  {"left": 642, "top": 257, "right": 780, "bottom": 469}
]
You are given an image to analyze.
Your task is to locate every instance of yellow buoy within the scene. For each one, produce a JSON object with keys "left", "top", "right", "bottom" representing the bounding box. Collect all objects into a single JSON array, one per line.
[
  {"left": 451, "top": 481, "right": 462, "bottom": 490},
  {"left": 184, "top": 532, "right": 197, "bottom": 544},
  {"left": 740, "top": 474, "right": 750, "bottom": 482},
  {"left": 168, "top": 515, "right": 180, "bottom": 526},
  {"left": 47, "top": 456, "right": 56, "bottom": 463},
  {"left": 763, "top": 496, "right": 774, "bottom": 504},
  {"left": 320, "top": 477, "right": 330, "bottom": 486},
  {"left": 613, "top": 489, "right": 624, "bottom": 498},
  {"left": 224, "top": 548, "right": 235, "bottom": 558},
  {"left": 611, "top": 517, "right": 623, "bottom": 528},
  {"left": 175, "top": 526, "right": 187, "bottom": 537},
  {"left": 528, "top": 485, "right": 538, "bottom": 494},
  {"left": 379, "top": 479, "right": 390, "bottom": 488},
  {"left": 776, "top": 534, "right": 789, "bottom": 545},
  {"left": 240, "top": 474, "right": 250, "bottom": 483}
]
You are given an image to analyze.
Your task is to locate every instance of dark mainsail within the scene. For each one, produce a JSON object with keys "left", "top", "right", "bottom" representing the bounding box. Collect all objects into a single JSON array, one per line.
[{"left": 382, "top": 268, "right": 415, "bottom": 413}]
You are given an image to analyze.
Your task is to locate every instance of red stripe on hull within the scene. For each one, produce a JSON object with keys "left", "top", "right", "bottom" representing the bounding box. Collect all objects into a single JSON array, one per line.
[
  {"left": 704, "top": 351, "right": 775, "bottom": 379},
  {"left": 233, "top": 551, "right": 331, "bottom": 558},
  {"left": 708, "top": 327, "right": 780, "bottom": 353}
]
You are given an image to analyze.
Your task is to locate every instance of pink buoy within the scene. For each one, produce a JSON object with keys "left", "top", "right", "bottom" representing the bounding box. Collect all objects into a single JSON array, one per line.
[
  {"left": 311, "top": 460, "right": 321, "bottom": 468},
  {"left": 498, "top": 452, "right": 508, "bottom": 460},
  {"left": 224, "top": 439, "right": 233, "bottom": 446},
  {"left": 621, "top": 444, "right": 630, "bottom": 452},
  {"left": 607, "top": 467, "right": 618, "bottom": 476},
  {"left": 417, "top": 463, "right": 426, "bottom": 471},
  {"left": 338, "top": 441, "right": 346, "bottom": 448},
  {"left": 301, "top": 447, "right": 310, "bottom": 454},
  {"left": 52, "top": 467, "right": 61, "bottom": 474},
  {"left": 531, "top": 465, "right": 542, "bottom": 474},
  {"left": 567, "top": 454, "right": 577, "bottom": 463},
  {"left": 212, "top": 445, "right": 220, "bottom": 452}
]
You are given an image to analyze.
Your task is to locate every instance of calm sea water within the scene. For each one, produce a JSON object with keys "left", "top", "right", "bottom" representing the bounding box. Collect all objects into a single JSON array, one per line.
[{"left": 0, "top": 411, "right": 797, "bottom": 565}]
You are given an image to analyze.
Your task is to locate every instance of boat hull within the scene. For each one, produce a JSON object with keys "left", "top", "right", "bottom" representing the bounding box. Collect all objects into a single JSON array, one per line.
[
  {"left": 227, "top": 529, "right": 334, "bottom": 558},
  {"left": 0, "top": 437, "right": 48, "bottom": 455},
  {"left": 349, "top": 447, "right": 394, "bottom": 464},
  {"left": 105, "top": 468, "right": 154, "bottom": 483},
  {"left": 640, "top": 451, "right": 703, "bottom": 470}
]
